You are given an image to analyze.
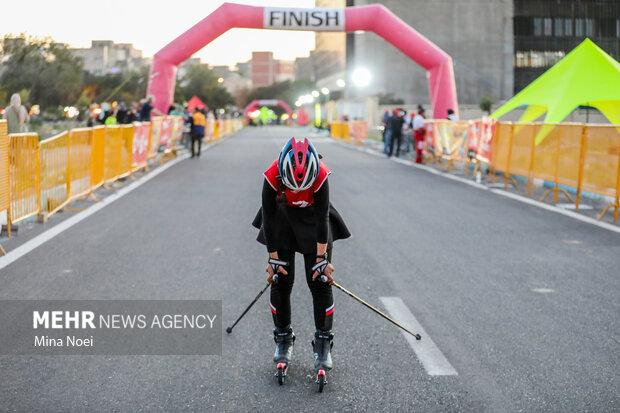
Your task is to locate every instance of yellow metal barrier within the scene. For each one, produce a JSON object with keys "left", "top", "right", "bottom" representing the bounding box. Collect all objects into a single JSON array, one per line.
[
  {"left": 103, "top": 126, "right": 122, "bottom": 185},
  {"left": 69, "top": 128, "right": 94, "bottom": 200},
  {"left": 119, "top": 125, "right": 133, "bottom": 178},
  {"left": 0, "top": 121, "right": 8, "bottom": 248},
  {"left": 90, "top": 126, "right": 105, "bottom": 191},
  {"left": 8, "top": 133, "right": 40, "bottom": 234},
  {"left": 39, "top": 132, "right": 70, "bottom": 220},
  {"left": 214, "top": 121, "right": 221, "bottom": 139}
]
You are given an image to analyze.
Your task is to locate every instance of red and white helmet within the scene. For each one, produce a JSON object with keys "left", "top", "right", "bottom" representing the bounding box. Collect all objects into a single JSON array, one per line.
[{"left": 277, "top": 137, "right": 319, "bottom": 191}]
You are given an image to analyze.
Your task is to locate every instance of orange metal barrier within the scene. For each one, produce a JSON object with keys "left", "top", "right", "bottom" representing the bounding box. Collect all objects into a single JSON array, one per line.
[
  {"left": 348, "top": 121, "right": 368, "bottom": 144},
  {"left": 490, "top": 121, "right": 619, "bottom": 220},
  {"left": 8, "top": 133, "right": 40, "bottom": 233},
  {"left": 581, "top": 125, "right": 620, "bottom": 221}
]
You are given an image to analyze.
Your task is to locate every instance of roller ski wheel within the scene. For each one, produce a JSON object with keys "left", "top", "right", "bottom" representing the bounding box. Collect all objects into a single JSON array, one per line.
[
  {"left": 316, "top": 369, "right": 327, "bottom": 392},
  {"left": 275, "top": 362, "right": 288, "bottom": 385}
]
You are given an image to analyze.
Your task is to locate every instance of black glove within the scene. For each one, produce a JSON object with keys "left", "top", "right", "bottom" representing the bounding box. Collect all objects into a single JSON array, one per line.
[
  {"left": 268, "top": 258, "right": 288, "bottom": 284},
  {"left": 312, "top": 259, "right": 329, "bottom": 283}
]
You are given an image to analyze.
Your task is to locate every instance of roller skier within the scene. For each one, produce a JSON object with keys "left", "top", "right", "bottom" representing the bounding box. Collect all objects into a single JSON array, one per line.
[{"left": 252, "top": 137, "right": 350, "bottom": 391}]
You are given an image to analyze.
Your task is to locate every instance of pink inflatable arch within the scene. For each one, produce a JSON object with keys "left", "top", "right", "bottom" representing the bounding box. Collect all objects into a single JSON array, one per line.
[
  {"left": 244, "top": 99, "right": 293, "bottom": 118},
  {"left": 147, "top": 3, "right": 458, "bottom": 119}
]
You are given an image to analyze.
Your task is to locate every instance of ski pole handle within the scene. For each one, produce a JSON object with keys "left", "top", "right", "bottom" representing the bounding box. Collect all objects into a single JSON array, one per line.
[{"left": 319, "top": 275, "right": 328, "bottom": 283}]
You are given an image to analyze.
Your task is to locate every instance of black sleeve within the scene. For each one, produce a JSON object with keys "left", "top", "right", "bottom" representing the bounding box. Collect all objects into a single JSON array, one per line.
[
  {"left": 261, "top": 179, "right": 278, "bottom": 252},
  {"left": 314, "top": 179, "right": 330, "bottom": 244}
]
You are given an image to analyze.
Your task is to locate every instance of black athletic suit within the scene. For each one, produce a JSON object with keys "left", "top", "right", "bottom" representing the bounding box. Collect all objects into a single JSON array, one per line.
[{"left": 252, "top": 177, "right": 350, "bottom": 331}]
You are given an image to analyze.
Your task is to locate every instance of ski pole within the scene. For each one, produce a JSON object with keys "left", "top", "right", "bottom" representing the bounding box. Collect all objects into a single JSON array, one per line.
[
  {"left": 332, "top": 282, "right": 421, "bottom": 340},
  {"left": 226, "top": 283, "right": 270, "bottom": 334}
]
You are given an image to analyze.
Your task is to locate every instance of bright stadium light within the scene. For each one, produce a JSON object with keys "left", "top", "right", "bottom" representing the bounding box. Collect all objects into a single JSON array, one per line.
[
  {"left": 352, "top": 68, "right": 371, "bottom": 87},
  {"left": 336, "top": 78, "right": 346, "bottom": 88},
  {"left": 311, "top": 90, "right": 320, "bottom": 98},
  {"left": 217, "top": 77, "right": 224, "bottom": 83},
  {"left": 321, "top": 87, "right": 330, "bottom": 95}
]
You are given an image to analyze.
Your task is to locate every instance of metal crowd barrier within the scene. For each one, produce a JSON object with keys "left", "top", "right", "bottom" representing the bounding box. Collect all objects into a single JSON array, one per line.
[
  {"left": 423, "top": 119, "right": 620, "bottom": 222},
  {"left": 0, "top": 116, "right": 246, "bottom": 244}
]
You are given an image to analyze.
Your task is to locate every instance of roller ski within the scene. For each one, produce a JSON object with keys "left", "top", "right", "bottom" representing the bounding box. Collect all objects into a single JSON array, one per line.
[
  {"left": 273, "top": 327, "right": 295, "bottom": 385},
  {"left": 312, "top": 330, "right": 333, "bottom": 392}
]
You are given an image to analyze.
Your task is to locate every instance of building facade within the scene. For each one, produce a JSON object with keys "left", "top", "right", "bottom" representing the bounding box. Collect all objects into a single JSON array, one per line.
[
  {"left": 346, "top": 0, "right": 514, "bottom": 106},
  {"left": 513, "top": 0, "right": 620, "bottom": 92},
  {"left": 251, "top": 51, "right": 294, "bottom": 88},
  {"left": 71, "top": 41, "right": 146, "bottom": 75}
]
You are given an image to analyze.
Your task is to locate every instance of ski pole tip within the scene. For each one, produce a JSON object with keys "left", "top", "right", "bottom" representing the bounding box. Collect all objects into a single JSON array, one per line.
[
  {"left": 226, "top": 327, "right": 233, "bottom": 334},
  {"left": 415, "top": 334, "right": 421, "bottom": 340}
]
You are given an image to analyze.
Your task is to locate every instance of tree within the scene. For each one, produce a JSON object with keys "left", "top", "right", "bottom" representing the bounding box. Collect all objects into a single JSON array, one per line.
[
  {"left": 176, "top": 64, "right": 234, "bottom": 109},
  {"left": 1, "top": 34, "right": 83, "bottom": 107},
  {"left": 479, "top": 95, "right": 493, "bottom": 115}
]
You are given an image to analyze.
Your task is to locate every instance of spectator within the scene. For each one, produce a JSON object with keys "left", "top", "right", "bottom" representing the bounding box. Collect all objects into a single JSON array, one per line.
[
  {"left": 382, "top": 110, "right": 392, "bottom": 154},
  {"left": 116, "top": 102, "right": 127, "bottom": 124},
  {"left": 97, "top": 102, "right": 111, "bottom": 124},
  {"left": 104, "top": 111, "right": 117, "bottom": 125},
  {"left": 413, "top": 108, "right": 426, "bottom": 164},
  {"left": 138, "top": 96, "right": 163, "bottom": 122},
  {"left": 190, "top": 107, "right": 206, "bottom": 158},
  {"left": 447, "top": 109, "right": 457, "bottom": 121},
  {"left": 388, "top": 109, "right": 406, "bottom": 158},
  {"left": 3, "top": 93, "right": 30, "bottom": 134},
  {"left": 124, "top": 102, "right": 138, "bottom": 124}
]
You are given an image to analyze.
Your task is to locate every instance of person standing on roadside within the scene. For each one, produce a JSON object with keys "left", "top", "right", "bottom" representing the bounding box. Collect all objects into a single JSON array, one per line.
[
  {"left": 413, "top": 108, "right": 426, "bottom": 164},
  {"left": 138, "top": 96, "right": 163, "bottom": 122},
  {"left": 3, "top": 93, "right": 29, "bottom": 134},
  {"left": 189, "top": 108, "right": 206, "bottom": 158},
  {"left": 388, "top": 109, "right": 406, "bottom": 158}
]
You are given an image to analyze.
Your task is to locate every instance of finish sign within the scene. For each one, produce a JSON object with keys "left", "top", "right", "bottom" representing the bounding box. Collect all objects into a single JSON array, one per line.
[{"left": 264, "top": 8, "right": 345, "bottom": 31}]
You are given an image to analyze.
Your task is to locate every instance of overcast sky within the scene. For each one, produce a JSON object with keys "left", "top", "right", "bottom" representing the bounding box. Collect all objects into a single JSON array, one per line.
[{"left": 1, "top": 0, "right": 317, "bottom": 68}]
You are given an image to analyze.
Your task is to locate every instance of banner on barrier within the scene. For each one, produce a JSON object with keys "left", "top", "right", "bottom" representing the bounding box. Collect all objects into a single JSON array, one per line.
[
  {"left": 132, "top": 123, "right": 150, "bottom": 166},
  {"left": 160, "top": 117, "right": 173, "bottom": 151},
  {"left": 476, "top": 118, "right": 496, "bottom": 163}
]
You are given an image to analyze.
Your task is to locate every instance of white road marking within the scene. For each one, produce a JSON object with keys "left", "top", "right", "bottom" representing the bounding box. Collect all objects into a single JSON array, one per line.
[
  {"left": 379, "top": 297, "right": 458, "bottom": 376},
  {"left": 0, "top": 153, "right": 189, "bottom": 270},
  {"left": 532, "top": 288, "right": 555, "bottom": 294},
  {"left": 489, "top": 189, "right": 620, "bottom": 234},
  {"left": 0, "top": 136, "right": 235, "bottom": 270},
  {"left": 329, "top": 138, "right": 620, "bottom": 235}
]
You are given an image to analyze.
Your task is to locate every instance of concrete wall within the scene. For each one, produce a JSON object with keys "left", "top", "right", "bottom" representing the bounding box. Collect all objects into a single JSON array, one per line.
[{"left": 349, "top": 0, "right": 514, "bottom": 105}]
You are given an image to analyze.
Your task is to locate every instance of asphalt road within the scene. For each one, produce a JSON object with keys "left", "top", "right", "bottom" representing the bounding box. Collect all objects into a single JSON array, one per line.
[{"left": 0, "top": 126, "right": 618, "bottom": 412}]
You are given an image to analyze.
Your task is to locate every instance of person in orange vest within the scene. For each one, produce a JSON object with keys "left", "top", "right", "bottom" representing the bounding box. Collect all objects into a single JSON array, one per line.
[{"left": 190, "top": 108, "right": 206, "bottom": 158}]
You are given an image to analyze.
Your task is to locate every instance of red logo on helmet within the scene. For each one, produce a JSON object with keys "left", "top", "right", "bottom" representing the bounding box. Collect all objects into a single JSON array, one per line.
[{"left": 290, "top": 138, "right": 309, "bottom": 182}]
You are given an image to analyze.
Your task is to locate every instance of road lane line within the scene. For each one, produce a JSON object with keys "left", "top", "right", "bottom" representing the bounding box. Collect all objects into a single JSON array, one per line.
[
  {"left": 379, "top": 297, "right": 458, "bottom": 376},
  {"left": 328, "top": 138, "right": 620, "bottom": 234},
  {"left": 0, "top": 153, "right": 190, "bottom": 270}
]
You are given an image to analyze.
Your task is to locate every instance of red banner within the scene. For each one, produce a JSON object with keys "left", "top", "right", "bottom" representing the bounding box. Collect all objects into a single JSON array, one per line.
[
  {"left": 159, "top": 117, "right": 173, "bottom": 150},
  {"left": 476, "top": 117, "right": 497, "bottom": 163},
  {"left": 132, "top": 123, "right": 150, "bottom": 166}
]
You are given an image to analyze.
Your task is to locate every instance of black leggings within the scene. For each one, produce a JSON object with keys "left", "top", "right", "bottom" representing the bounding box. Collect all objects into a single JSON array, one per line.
[{"left": 270, "top": 249, "right": 334, "bottom": 331}]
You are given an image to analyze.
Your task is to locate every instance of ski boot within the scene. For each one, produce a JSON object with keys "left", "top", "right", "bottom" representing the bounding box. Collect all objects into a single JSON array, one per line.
[
  {"left": 312, "top": 330, "right": 334, "bottom": 392},
  {"left": 273, "top": 326, "right": 295, "bottom": 385}
]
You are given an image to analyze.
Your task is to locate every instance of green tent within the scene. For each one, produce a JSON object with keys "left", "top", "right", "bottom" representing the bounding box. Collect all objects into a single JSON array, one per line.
[{"left": 492, "top": 38, "right": 620, "bottom": 144}]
